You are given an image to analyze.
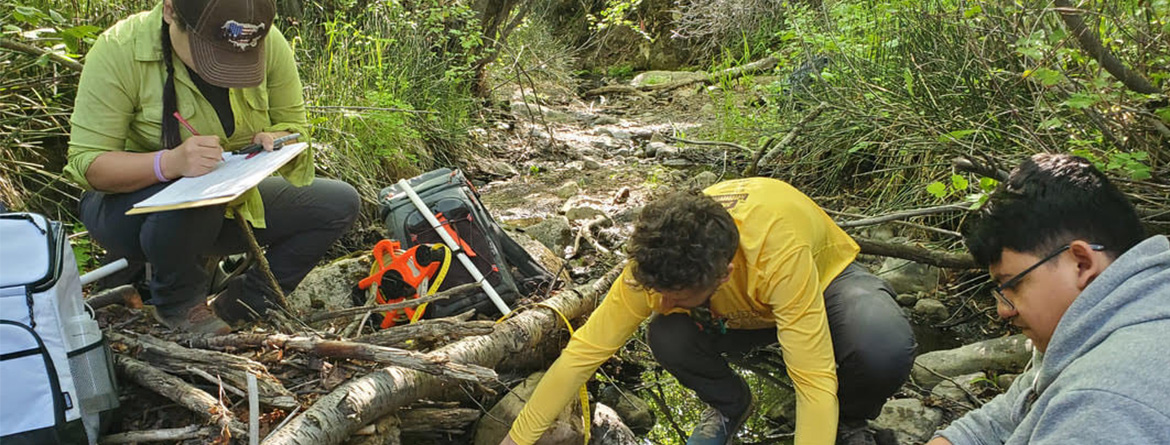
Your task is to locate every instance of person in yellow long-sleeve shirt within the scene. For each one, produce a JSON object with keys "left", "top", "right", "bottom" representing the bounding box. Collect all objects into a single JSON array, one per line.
[{"left": 501, "top": 178, "right": 915, "bottom": 445}]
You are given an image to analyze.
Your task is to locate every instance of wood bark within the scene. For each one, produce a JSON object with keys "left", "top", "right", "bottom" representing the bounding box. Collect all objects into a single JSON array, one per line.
[
  {"left": 397, "top": 408, "right": 481, "bottom": 433},
  {"left": 834, "top": 204, "right": 968, "bottom": 228},
  {"left": 262, "top": 264, "right": 625, "bottom": 445},
  {"left": 114, "top": 354, "right": 247, "bottom": 438},
  {"left": 110, "top": 332, "right": 299, "bottom": 409},
  {"left": 745, "top": 102, "right": 828, "bottom": 176},
  {"left": 183, "top": 332, "right": 497, "bottom": 382},
  {"left": 0, "top": 38, "right": 83, "bottom": 71}
]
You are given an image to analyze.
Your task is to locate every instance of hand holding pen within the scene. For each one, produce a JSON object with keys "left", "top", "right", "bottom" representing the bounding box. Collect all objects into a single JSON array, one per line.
[{"left": 168, "top": 111, "right": 224, "bottom": 178}]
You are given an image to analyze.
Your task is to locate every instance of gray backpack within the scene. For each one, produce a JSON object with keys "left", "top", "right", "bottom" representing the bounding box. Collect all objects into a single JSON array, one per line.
[{"left": 0, "top": 213, "right": 119, "bottom": 444}]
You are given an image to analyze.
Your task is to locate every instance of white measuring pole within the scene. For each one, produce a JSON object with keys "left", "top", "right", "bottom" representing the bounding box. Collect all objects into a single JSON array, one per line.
[{"left": 396, "top": 179, "right": 511, "bottom": 315}]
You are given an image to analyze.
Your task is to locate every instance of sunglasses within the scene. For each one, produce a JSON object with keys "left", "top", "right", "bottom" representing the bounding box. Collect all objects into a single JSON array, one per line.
[{"left": 991, "top": 243, "right": 1105, "bottom": 311}]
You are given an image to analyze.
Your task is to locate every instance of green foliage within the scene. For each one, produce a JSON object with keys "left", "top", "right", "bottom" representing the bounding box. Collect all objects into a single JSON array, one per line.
[
  {"left": 1071, "top": 149, "right": 1153, "bottom": 180},
  {"left": 590, "top": 0, "right": 652, "bottom": 41}
]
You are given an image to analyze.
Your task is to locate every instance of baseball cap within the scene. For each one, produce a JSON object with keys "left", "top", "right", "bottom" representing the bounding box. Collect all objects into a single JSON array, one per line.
[{"left": 174, "top": 0, "right": 275, "bottom": 88}]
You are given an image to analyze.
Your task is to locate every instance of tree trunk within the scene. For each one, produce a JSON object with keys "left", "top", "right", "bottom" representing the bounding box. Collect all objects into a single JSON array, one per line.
[
  {"left": 262, "top": 264, "right": 625, "bottom": 444},
  {"left": 1051, "top": 0, "right": 1159, "bottom": 95}
]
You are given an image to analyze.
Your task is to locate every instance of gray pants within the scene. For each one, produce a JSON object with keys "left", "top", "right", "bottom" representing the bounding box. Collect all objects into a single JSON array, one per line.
[
  {"left": 79, "top": 177, "right": 359, "bottom": 313},
  {"left": 647, "top": 263, "right": 916, "bottom": 423}
]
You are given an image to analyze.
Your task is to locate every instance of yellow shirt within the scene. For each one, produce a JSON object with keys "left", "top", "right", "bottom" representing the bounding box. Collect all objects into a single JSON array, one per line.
[
  {"left": 509, "top": 178, "right": 859, "bottom": 445},
  {"left": 64, "top": 4, "right": 313, "bottom": 229}
]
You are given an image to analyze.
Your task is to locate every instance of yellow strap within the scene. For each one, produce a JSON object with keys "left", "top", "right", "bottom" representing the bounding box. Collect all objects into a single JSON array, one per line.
[
  {"left": 410, "top": 244, "right": 452, "bottom": 323},
  {"left": 496, "top": 303, "right": 591, "bottom": 443}
]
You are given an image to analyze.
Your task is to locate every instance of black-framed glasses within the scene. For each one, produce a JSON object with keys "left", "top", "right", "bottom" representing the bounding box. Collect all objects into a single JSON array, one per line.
[{"left": 991, "top": 243, "right": 1105, "bottom": 311}]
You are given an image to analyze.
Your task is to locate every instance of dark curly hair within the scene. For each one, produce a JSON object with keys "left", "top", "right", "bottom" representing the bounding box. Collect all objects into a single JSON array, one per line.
[
  {"left": 963, "top": 153, "right": 1144, "bottom": 267},
  {"left": 628, "top": 189, "right": 739, "bottom": 291}
]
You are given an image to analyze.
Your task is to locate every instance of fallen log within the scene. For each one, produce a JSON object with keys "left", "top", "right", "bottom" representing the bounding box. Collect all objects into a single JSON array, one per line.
[
  {"left": 855, "top": 237, "right": 978, "bottom": 269},
  {"left": 398, "top": 407, "right": 481, "bottom": 434},
  {"left": 86, "top": 284, "right": 143, "bottom": 310},
  {"left": 355, "top": 310, "right": 496, "bottom": 348},
  {"left": 110, "top": 332, "right": 298, "bottom": 410},
  {"left": 181, "top": 332, "right": 497, "bottom": 382},
  {"left": 114, "top": 354, "right": 247, "bottom": 439},
  {"left": 744, "top": 102, "right": 828, "bottom": 176},
  {"left": 584, "top": 56, "right": 778, "bottom": 97},
  {"left": 262, "top": 263, "right": 625, "bottom": 445},
  {"left": 99, "top": 425, "right": 216, "bottom": 444}
]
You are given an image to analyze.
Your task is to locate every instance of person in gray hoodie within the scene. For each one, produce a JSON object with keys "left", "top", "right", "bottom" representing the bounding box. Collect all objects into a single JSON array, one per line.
[{"left": 927, "top": 153, "right": 1170, "bottom": 445}]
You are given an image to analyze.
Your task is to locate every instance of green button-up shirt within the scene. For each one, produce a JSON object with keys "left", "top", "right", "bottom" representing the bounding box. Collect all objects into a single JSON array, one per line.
[{"left": 65, "top": 4, "right": 313, "bottom": 228}]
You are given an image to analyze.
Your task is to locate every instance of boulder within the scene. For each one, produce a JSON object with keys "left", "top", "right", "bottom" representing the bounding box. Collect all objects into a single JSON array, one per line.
[
  {"left": 996, "top": 373, "right": 1019, "bottom": 390},
  {"left": 508, "top": 231, "right": 570, "bottom": 282},
  {"left": 686, "top": 171, "right": 719, "bottom": 190},
  {"left": 895, "top": 292, "right": 919, "bottom": 307},
  {"left": 555, "top": 181, "right": 581, "bottom": 199},
  {"left": 593, "top": 115, "right": 620, "bottom": 126},
  {"left": 914, "top": 298, "right": 949, "bottom": 322},
  {"left": 590, "top": 402, "right": 638, "bottom": 445},
  {"left": 869, "top": 398, "right": 943, "bottom": 445},
  {"left": 930, "top": 372, "right": 986, "bottom": 405},
  {"left": 912, "top": 334, "right": 1032, "bottom": 389},
  {"left": 287, "top": 255, "right": 371, "bottom": 314},
  {"left": 878, "top": 258, "right": 940, "bottom": 294},
  {"left": 598, "top": 386, "right": 656, "bottom": 435},
  {"left": 522, "top": 216, "right": 572, "bottom": 253}
]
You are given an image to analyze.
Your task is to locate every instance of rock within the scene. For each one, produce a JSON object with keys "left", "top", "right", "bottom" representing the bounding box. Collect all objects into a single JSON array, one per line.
[
  {"left": 869, "top": 398, "right": 944, "bottom": 445},
  {"left": 912, "top": 334, "right": 1032, "bottom": 389},
  {"left": 599, "top": 386, "right": 655, "bottom": 435},
  {"left": 591, "top": 139, "right": 621, "bottom": 151},
  {"left": 583, "top": 158, "right": 602, "bottom": 170},
  {"left": 593, "top": 115, "right": 619, "bottom": 126},
  {"left": 930, "top": 372, "right": 985, "bottom": 404},
  {"left": 287, "top": 255, "right": 372, "bottom": 314},
  {"left": 594, "top": 128, "right": 615, "bottom": 137},
  {"left": 555, "top": 182, "right": 581, "bottom": 200},
  {"left": 996, "top": 373, "right": 1018, "bottom": 390},
  {"left": 654, "top": 146, "right": 678, "bottom": 160},
  {"left": 480, "top": 159, "right": 518, "bottom": 178},
  {"left": 686, "top": 171, "right": 719, "bottom": 190},
  {"left": 645, "top": 142, "right": 666, "bottom": 157},
  {"left": 474, "top": 372, "right": 584, "bottom": 445},
  {"left": 511, "top": 101, "right": 577, "bottom": 124},
  {"left": 611, "top": 129, "right": 633, "bottom": 140},
  {"left": 662, "top": 158, "right": 695, "bottom": 167},
  {"left": 630, "top": 70, "right": 708, "bottom": 88},
  {"left": 614, "top": 148, "right": 633, "bottom": 157},
  {"left": 523, "top": 216, "right": 572, "bottom": 253},
  {"left": 878, "top": 258, "right": 941, "bottom": 294},
  {"left": 914, "top": 298, "right": 949, "bottom": 322},
  {"left": 566, "top": 206, "right": 605, "bottom": 222},
  {"left": 509, "top": 231, "right": 569, "bottom": 282},
  {"left": 895, "top": 292, "right": 919, "bottom": 307}
]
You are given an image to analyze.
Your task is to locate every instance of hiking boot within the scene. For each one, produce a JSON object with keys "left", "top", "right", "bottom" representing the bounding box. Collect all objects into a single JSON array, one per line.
[
  {"left": 837, "top": 419, "right": 878, "bottom": 445},
  {"left": 687, "top": 400, "right": 753, "bottom": 445},
  {"left": 154, "top": 301, "right": 231, "bottom": 335},
  {"left": 210, "top": 275, "right": 275, "bottom": 325}
]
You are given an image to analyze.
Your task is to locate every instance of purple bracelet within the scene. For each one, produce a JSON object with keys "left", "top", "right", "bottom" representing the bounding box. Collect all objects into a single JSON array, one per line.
[{"left": 153, "top": 150, "right": 170, "bottom": 182}]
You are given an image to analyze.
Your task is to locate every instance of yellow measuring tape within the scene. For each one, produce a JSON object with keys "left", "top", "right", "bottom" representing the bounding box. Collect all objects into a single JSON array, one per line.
[{"left": 497, "top": 303, "right": 591, "bottom": 443}]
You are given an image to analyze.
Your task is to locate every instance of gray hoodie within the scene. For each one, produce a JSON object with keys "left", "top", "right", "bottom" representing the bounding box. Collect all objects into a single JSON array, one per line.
[{"left": 937, "top": 235, "right": 1170, "bottom": 444}]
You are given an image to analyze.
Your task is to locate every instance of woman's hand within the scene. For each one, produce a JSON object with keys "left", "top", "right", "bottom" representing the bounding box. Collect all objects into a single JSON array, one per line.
[
  {"left": 251, "top": 131, "right": 292, "bottom": 152},
  {"left": 165, "top": 135, "right": 223, "bottom": 178}
]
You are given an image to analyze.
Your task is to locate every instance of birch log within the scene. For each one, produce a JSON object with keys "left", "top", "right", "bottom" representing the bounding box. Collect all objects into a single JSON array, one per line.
[{"left": 262, "top": 263, "right": 625, "bottom": 444}]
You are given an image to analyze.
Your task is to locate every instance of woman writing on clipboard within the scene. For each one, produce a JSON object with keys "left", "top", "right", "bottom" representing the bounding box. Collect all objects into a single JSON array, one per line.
[{"left": 65, "top": 0, "right": 359, "bottom": 334}]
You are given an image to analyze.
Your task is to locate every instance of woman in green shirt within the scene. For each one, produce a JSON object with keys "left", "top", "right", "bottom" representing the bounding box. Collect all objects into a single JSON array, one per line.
[{"left": 67, "top": 0, "right": 359, "bottom": 334}]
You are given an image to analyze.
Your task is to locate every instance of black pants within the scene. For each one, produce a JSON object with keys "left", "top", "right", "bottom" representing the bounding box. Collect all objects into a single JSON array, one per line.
[
  {"left": 79, "top": 177, "right": 360, "bottom": 313},
  {"left": 647, "top": 263, "right": 915, "bottom": 423}
]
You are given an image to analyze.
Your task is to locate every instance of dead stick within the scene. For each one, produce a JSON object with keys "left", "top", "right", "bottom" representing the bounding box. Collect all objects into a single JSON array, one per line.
[
  {"left": 99, "top": 425, "right": 217, "bottom": 444},
  {"left": 0, "top": 38, "right": 84, "bottom": 71},
  {"left": 86, "top": 284, "right": 142, "bottom": 310},
  {"left": 305, "top": 283, "right": 478, "bottom": 323},
  {"left": 183, "top": 333, "right": 498, "bottom": 382},
  {"left": 832, "top": 204, "right": 969, "bottom": 228},
  {"left": 114, "top": 354, "right": 247, "bottom": 438},
  {"left": 745, "top": 102, "right": 828, "bottom": 176},
  {"left": 232, "top": 209, "right": 290, "bottom": 310},
  {"left": 854, "top": 237, "right": 977, "bottom": 269}
]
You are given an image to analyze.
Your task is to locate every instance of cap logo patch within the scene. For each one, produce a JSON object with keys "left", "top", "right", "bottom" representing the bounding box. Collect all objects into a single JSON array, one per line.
[{"left": 220, "top": 20, "right": 265, "bottom": 51}]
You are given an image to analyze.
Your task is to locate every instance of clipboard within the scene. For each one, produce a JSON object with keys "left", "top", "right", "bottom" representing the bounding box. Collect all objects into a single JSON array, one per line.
[{"left": 127, "top": 142, "right": 310, "bottom": 215}]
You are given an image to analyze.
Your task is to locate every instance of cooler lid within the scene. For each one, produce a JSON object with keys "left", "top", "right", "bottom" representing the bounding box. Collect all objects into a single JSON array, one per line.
[{"left": 0, "top": 213, "right": 55, "bottom": 291}]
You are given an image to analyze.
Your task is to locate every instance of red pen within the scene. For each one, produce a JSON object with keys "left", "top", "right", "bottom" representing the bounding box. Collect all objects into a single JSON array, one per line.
[
  {"left": 172, "top": 112, "right": 225, "bottom": 161},
  {"left": 172, "top": 111, "right": 199, "bottom": 136}
]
